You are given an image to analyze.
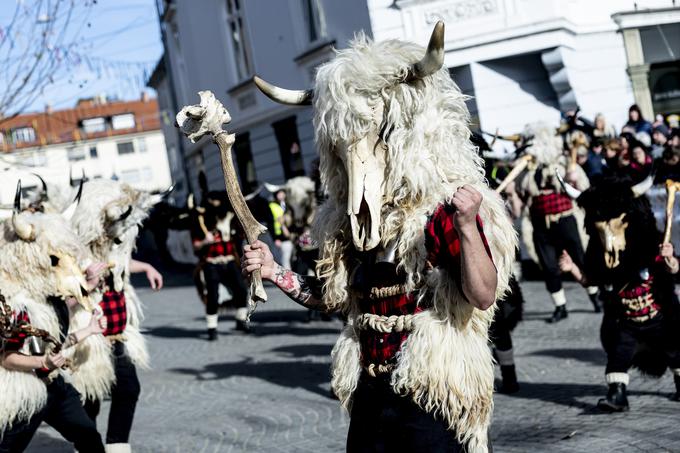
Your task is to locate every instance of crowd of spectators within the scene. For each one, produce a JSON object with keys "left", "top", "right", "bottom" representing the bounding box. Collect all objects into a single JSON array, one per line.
[{"left": 567, "top": 104, "right": 680, "bottom": 185}]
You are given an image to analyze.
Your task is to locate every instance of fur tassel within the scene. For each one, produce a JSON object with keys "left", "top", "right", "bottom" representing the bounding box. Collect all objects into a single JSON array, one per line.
[
  {"left": 330, "top": 322, "right": 362, "bottom": 410},
  {"left": 65, "top": 307, "right": 116, "bottom": 402}
]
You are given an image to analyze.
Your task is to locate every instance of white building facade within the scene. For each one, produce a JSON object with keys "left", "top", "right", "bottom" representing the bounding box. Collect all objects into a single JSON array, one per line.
[
  {"left": 150, "top": 0, "right": 680, "bottom": 195},
  {"left": 0, "top": 97, "right": 172, "bottom": 209}
]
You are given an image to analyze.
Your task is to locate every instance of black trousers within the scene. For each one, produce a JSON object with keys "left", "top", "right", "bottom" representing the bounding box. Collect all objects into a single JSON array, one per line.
[
  {"left": 532, "top": 214, "right": 585, "bottom": 294},
  {"left": 347, "top": 375, "right": 470, "bottom": 453},
  {"left": 0, "top": 375, "right": 104, "bottom": 453},
  {"left": 601, "top": 314, "right": 680, "bottom": 374},
  {"left": 204, "top": 261, "right": 247, "bottom": 315},
  {"left": 84, "top": 341, "right": 140, "bottom": 444}
]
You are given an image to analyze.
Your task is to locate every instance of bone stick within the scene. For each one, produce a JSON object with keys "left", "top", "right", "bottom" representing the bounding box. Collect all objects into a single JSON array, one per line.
[
  {"left": 495, "top": 154, "right": 533, "bottom": 194},
  {"left": 663, "top": 179, "right": 680, "bottom": 244},
  {"left": 176, "top": 92, "right": 268, "bottom": 306}
]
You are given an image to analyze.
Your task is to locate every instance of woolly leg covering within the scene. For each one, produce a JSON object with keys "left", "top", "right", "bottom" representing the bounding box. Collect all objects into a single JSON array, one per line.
[
  {"left": 496, "top": 348, "right": 515, "bottom": 366},
  {"left": 235, "top": 307, "right": 248, "bottom": 322},
  {"left": 606, "top": 372, "right": 629, "bottom": 385},
  {"left": 550, "top": 289, "right": 567, "bottom": 307},
  {"left": 206, "top": 314, "right": 218, "bottom": 329},
  {"left": 106, "top": 444, "right": 131, "bottom": 453}
]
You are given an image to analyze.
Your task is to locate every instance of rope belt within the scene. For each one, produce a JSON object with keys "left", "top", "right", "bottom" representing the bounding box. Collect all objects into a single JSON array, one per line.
[
  {"left": 365, "top": 362, "right": 394, "bottom": 377},
  {"left": 355, "top": 313, "right": 415, "bottom": 333},
  {"left": 542, "top": 208, "right": 575, "bottom": 228}
]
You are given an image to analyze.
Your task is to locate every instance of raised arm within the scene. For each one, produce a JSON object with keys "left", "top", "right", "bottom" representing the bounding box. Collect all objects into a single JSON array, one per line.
[
  {"left": 452, "top": 186, "right": 498, "bottom": 310},
  {"left": 242, "top": 240, "right": 327, "bottom": 311}
]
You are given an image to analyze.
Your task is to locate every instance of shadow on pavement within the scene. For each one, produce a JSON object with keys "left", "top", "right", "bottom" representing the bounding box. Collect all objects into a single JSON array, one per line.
[
  {"left": 170, "top": 358, "right": 334, "bottom": 400},
  {"left": 271, "top": 343, "right": 333, "bottom": 358},
  {"left": 498, "top": 380, "right": 664, "bottom": 413},
  {"left": 529, "top": 348, "right": 606, "bottom": 366}
]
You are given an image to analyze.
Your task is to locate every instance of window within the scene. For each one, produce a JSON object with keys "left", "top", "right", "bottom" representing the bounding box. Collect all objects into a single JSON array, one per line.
[
  {"left": 11, "top": 127, "right": 36, "bottom": 144},
  {"left": 272, "top": 116, "right": 305, "bottom": 179},
  {"left": 234, "top": 132, "right": 257, "bottom": 188},
  {"left": 226, "top": 0, "right": 253, "bottom": 80},
  {"left": 89, "top": 146, "right": 98, "bottom": 158},
  {"left": 117, "top": 141, "right": 135, "bottom": 155},
  {"left": 301, "top": 0, "right": 325, "bottom": 42},
  {"left": 82, "top": 117, "right": 106, "bottom": 134},
  {"left": 121, "top": 169, "right": 141, "bottom": 184},
  {"left": 112, "top": 113, "right": 135, "bottom": 130},
  {"left": 67, "top": 146, "right": 86, "bottom": 162},
  {"left": 136, "top": 138, "right": 147, "bottom": 153}
]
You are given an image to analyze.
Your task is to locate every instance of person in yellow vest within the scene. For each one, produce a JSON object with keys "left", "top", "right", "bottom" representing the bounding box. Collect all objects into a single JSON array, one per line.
[{"left": 269, "top": 189, "right": 293, "bottom": 269}]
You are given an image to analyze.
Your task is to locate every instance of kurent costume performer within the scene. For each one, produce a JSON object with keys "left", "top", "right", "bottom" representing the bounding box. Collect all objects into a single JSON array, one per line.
[
  {"left": 0, "top": 193, "right": 106, "bottom": 452},
  {"left": 514, "top": 122, "right": 599, "bottom": 322},
  {"left": 243, "top": 23, "right": 517, "bottom": 452},
  {"left": 69, "top": 180, "right": 167, "bottom": 453},
  {"left": 559, "top": 175, "right": 680, "bottom": 411},
  {"left": 189, "top": 190, "right": 249, "bottom": 339}
]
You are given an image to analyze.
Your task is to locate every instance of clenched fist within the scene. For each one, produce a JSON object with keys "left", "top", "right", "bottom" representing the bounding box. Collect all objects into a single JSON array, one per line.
[{"left": 452, "top": 185, "right": 482, "bottom": 231}]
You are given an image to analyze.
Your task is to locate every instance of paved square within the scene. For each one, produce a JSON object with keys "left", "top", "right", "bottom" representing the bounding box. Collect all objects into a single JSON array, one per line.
[{"left": 28, "top": 280, "right": 680, "bottom": 452}]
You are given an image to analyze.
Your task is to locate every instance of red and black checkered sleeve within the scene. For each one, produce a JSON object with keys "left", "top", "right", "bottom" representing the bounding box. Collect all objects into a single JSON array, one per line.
[
  {"left": 425, "top": 203, "right": 493, "bottom": 270},
  {"left": 100, "top": 291, "right": 128, "bottom": 336}
]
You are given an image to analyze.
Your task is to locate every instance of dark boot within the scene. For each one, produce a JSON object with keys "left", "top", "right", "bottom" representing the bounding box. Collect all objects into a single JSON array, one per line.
[
  {"left": 588, "top": 292, "right": 602, "bottom": 313},
  {"left": 499, "top": 365, "right": 520, "bottom": 394},
  {"left": 671, "top": 375, "right": 680, "bottom": 401},
  {"left": 548, "top": 305, "right": 568, "bottom": 323},
  {"left": 235, "top": 319, "right": 252, "bottom": 334},
  {"left": 597, "top": 383, "right": 629, "bottom": 412},
  {"left": 207, "top": 328, "right": 218, "bottom": 341}
]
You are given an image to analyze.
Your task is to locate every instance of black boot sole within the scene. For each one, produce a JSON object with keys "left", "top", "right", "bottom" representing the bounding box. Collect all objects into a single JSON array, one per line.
[{"left": 597, "top": 399, "right": 629, "bottom": 412}]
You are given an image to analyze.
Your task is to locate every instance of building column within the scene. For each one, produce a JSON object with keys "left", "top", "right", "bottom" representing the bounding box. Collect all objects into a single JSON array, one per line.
[{"left": 622, "top": 28, "right": 654, "bottom": 119}]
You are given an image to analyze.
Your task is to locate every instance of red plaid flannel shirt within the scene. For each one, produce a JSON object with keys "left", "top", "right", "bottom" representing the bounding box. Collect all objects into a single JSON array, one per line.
[
  {"left": 359, "top": 203, "right": 492, "bottom": 367},
  {"left": 530, "top": 192, "right": 573, "bottom": 217},
  {"left": 100, "top": 290, "right": 127, "bottom": 336},
  {"left": 193, "top": 231, "right": 236, "bottom": 260}
]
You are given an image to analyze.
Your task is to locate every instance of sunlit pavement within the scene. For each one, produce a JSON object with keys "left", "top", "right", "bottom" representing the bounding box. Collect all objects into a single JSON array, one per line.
[{"left": 28, "top": 278, "right": 679, "bottom": 452}]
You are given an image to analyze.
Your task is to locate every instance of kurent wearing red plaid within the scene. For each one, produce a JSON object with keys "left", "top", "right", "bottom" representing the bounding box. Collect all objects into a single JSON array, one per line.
[
  {"left": 356, "top": 203, "right": 492, "bottom": 368},
  {"left": 100, "top": 290, "right": 128, "bottom": 337},
  {"left": 530, "top": 192, "right": 573, "bottom": 217},
  {"left": 193, "top": 230, "right": 237, "bottom": 262}
]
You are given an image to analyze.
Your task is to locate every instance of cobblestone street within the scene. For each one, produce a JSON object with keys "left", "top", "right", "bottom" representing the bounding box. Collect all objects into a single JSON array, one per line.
[{"left": 29, "top": 279, "right": 680, "bottom": 452}]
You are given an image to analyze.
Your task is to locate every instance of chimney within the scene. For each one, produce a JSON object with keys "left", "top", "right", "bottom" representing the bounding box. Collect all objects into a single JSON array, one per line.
[
  {"left": 141, "top": 91, "right": 150, "bottom": 102},
  {"left": 45, "top": 103, "right": 53, "bottom": 114}
]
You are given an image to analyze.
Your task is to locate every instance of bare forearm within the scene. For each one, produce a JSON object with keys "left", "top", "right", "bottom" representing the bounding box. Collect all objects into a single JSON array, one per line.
[
  {"left": 459, "top": 226, "right": 497, "bottom": 310},
  {"left": 129, "top": 259, "right": 149, "bottom": 274},
  {"left": 1, "top": 353, "right": 44, "bottom": 372},
  {"left": 270, "top": 264, "right": 327, "bottom": 311}
]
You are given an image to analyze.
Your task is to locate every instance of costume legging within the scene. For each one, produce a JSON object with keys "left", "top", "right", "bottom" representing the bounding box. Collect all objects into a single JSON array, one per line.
[
  {"left": 84, "top": 341, "right": 140, "bottom": 444},
  {"left": 532, "top": 214, "right": 585, "bottom": 294},
  {"left": 204, "top": 261, "right": 248, "bottom": 315},
  {"left": 0, "top": 375, "right": 104, "bottom": 453}
]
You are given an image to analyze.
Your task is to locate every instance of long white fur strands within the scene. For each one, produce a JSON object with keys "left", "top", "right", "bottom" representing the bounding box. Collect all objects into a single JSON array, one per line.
[{"left": 310, "top": 34, "right": 517, "bottom": 452}]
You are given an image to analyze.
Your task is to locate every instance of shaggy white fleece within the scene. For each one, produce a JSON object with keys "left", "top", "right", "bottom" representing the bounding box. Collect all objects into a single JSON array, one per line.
[{"left": 310, "top": 34, "right": 517, "bottom": 452}]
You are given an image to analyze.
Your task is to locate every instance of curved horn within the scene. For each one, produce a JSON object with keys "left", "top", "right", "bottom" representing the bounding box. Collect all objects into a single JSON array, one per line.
[
  {"left": 14, "top": 180, "right": 21, "bottom": 212},
  {"left": 554, "top": 169, "right": 582, "bottom": 199},
  {"left": 61, "top": 178, "right": 84, "bottom": 221},
  {"left": 119, "top": 205, "right": 133, "bottom": 221},
  {"left": 406, "top": 21, "right": 445, "bottom": 81},
  {"left": 32, "top": 173, "right": 48, "bottom": 197},
  {"left": 12, "top": 181, "right": 35, "bottom": 241},
  {"left": 264, "top": 182, "right": 284, "bottom": 193},
  {"left": 253, "top": 76, "right": 313, "bottom": 106},
  {"left": 631, "top": 174, "right": 654, "bottom": 198}
]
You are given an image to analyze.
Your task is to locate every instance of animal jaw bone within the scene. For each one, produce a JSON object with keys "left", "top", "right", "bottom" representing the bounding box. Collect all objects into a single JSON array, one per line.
[
  {"left": 495, "top": 154, "right": 533, "bottom": 194},
  {"left": 176, "top": 91, "right": 268, "bottom": 309},
  {"left": 663, "top": 179, "right": 680, "bottom": 244}
]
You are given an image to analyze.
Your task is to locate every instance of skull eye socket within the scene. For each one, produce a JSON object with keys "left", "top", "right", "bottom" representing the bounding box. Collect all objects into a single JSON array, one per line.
[
  {"left": 113, "top": 238, "right": 122, "bottom": 245},
  {"left": 49, "top": 255, "right": 59, "bottom": 267}
]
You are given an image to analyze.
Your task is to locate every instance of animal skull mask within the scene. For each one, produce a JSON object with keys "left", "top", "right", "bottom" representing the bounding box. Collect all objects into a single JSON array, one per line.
[
  {"left": 254, "top": 22, "right": 446, "bottom": 251},
  {"left": 594, "top": 213, "right": 628, "bottom": 269}
]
